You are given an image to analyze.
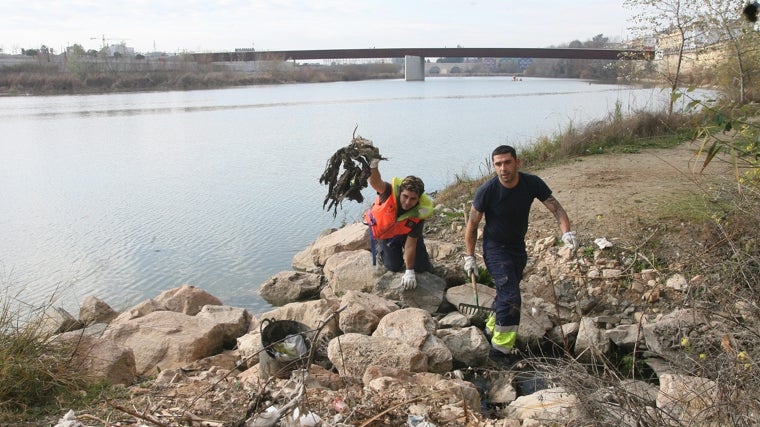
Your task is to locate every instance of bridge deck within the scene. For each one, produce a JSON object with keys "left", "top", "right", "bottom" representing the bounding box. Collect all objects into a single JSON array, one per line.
[{"left": 191, "top": 47, "right": 653, "bottom": 62}]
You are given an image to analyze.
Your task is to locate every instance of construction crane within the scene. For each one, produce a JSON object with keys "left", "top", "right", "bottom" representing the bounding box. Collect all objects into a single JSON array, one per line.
[{"left": 90, "top": 34, "right": 131, "bottom": 48}]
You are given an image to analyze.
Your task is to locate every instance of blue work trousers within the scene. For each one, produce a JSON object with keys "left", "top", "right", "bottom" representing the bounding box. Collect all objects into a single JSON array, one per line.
[
  {"left": 483, "top": 241, "right": 527, "bottom": 329},
  {"left": 377, "top": 234, "right": 432, "bottom": 273}
]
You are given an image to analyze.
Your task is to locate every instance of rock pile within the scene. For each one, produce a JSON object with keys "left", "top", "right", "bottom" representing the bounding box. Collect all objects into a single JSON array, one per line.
[{"left": 46, "top": 219, "right": 735, "bottom": 426}]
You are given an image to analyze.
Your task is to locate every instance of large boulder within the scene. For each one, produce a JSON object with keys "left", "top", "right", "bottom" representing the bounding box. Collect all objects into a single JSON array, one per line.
[
  {"left": 642, "top": 309, "right": 707, "bottom": 355},
  {"left": 574, "top": 317, "right": 611, "bottom": 363},
  {"left": 327, "top": 333, "right": 427, "bottom": 377},
  {"left": 258, "top": 270, "right": 323, "bottom": 306},
  {"left": 373, "top": 308, "right": 437, "bottom": 348},
  {"left": 153, "top": 285, "right": 223, "bottom": 315},
  {"left": 56, "top": 325, "right": 136, "bottom": 386},
  {"left": 323, "top": 250, "right": 379, "bottom": 294},
  {"left": 293, "top": 222, "right": 369, "bottom": 267},
  {"left": 424, "top": 239, "right": 458, "bottom": 261},
  {"left": 437, "top": 326, "right": 490, "bottom": 367},
  {"left": 374, "top": 271, "right": 447, "bottom": 313},
  {"left": 102, "top": 305, "right": 249, "bottom": 376},
  {"left": 79, "top": 296, "right": 118, "bottom": 326},
  {"left": 259, "top": 299, "right": 342, "bottom": 339},
  {"left": 112, "top": 285, "right": 223, "bottom": 324},
  {"left": 504, "top": 387, "right": 585, "bottom": 423},
  {"left": 517, "top": 299, "right": 555, "bottom": 347},
  {"left": 657, "top": 373, "right": 720, "bottom": 425},
  {"left": 373, "top": 308, "right": 452, "bottom": 373},
  {"left": 338, "top": 291, "right": 398, "bottom": 335}
]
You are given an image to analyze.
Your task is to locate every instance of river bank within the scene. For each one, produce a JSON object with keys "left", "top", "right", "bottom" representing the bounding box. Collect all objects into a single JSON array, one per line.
[{"left": 0, "top": 63, "right": 407, "bottom": 97}]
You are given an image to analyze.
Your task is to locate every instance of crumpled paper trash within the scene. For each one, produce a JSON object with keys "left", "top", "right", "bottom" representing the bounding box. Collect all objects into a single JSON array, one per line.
[
  {"left": 594, "top": 237, "right": 613, "bottom": 249},
  {"left": 408, "top": 414, "right": 437, "bottom": 426},
  {"left": 54, "top": 410, "right": 84, "bottom": 427}
]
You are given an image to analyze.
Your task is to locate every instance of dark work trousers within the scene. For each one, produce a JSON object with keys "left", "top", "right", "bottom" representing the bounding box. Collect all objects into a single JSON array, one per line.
[
  {"left": 483, "top": 241, "right": 528, "bottom": 330},
  {"left": 377, "top": 234, "right": 432, "bottom": 273}
]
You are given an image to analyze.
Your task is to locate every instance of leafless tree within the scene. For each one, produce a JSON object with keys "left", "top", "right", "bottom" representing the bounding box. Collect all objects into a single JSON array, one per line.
[{"left": 624, "top": 0, "right": 701, "bottom": 115}]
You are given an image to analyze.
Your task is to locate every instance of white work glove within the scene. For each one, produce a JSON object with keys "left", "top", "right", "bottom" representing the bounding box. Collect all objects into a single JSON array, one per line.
[
  {"left": 463, "top": 255, "right": 477, "bottom": 277},
  {"left": 369, "top": 158, "right": 380, "bottom": 169},
  {"left": 401, "top": 269, "right": 417, "bottom": 290},
  {"left": 562, "top": 231, "right": 579, "bottom": 252}
]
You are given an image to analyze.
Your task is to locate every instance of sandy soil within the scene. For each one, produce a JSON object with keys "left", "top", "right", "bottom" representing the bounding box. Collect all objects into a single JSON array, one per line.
[{"left": 523, "top": 142, "right": 732, "bottom": 246}]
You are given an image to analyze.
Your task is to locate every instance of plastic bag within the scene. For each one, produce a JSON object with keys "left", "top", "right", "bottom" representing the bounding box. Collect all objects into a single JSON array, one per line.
[{"left": 272, "top": 334, "right": 308, "bottom": 361}]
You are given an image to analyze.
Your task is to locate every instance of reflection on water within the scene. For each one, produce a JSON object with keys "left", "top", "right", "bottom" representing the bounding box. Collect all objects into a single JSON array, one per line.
[{"left": 0, "top": 77, "right": 702, "bottom": 316}]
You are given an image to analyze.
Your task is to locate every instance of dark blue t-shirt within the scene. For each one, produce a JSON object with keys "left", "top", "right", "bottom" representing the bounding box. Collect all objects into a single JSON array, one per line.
[{"left": 472, "top": 172, "right": 552, "bottom": 248}]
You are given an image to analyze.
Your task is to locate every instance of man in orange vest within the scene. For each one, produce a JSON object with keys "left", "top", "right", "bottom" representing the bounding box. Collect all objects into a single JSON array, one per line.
[{"left": 365, "top": 157, "right": 434, "bottom": 290}]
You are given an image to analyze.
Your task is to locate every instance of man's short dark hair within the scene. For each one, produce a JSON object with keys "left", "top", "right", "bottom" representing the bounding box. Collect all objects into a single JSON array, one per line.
[
  {"left": 400, "top": 175, "right": 425, "bottom": 196},
  {"left": 492, "top": 145, "right": 517, "bottom": 160}
]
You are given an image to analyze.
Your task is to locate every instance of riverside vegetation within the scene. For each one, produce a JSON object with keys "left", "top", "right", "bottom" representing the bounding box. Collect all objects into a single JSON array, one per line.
[
  {"left": 0, "top": 60, "right": 404, "bottom": 96},
  {"left": 1, "top": 91, "right": 758, "bottom": 425}
]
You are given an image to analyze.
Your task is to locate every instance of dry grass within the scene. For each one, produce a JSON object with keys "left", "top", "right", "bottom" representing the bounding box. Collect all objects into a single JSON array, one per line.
[
  {"left": 519, "top": 107, "right": 695, "bottom": 169},
  {"left": 0, "top": 294, "right": 85, "bottom": 421}
]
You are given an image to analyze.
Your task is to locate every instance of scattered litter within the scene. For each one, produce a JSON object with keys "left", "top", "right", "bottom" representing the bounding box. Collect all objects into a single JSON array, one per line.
[
  {"left": 293, "top": 407, "right": 322, "bottom": 426},
  {"left": 408, "top": 415, "right": 437, "bottom": 426},
  {"left": 54, "top": 410, "right": 84, "bottom": 427},
  {"left": 272, "top": 334, "right": 308, "bottom": 361},
  {"left": 594, "top": 237, "right": 613, "bottom": 249},
  {"left": 331, "top": 396, "right": 348, "bottom": 413}
]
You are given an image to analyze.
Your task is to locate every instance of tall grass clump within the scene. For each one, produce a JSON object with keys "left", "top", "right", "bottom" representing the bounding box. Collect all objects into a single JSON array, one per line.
[
  {"left": 519, "top": 107, "right": 694, "bottom": 168},
  {"left": 0, "top": 293, "right": 81, "bottom": 420}
]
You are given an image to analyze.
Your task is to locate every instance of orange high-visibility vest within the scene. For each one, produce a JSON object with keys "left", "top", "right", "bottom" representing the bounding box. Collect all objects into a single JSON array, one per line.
[{"left": 364, "top": 177, "right": 433, "bottom": 240}]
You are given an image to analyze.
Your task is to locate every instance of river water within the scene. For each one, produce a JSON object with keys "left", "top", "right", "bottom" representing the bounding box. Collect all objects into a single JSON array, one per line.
[{"left": 0, "top": 77, "right": 691, "bottom": 316}]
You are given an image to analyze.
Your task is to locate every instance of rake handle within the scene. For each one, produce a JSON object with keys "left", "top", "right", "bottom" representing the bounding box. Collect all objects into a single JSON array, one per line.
[{"left": 470, "top": 271, "right": 479, "bottom": 306}]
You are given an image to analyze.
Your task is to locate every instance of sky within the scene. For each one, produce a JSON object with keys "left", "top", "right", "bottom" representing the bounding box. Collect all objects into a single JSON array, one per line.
[{"left": 1, "top": 0, "right": 636, "bottom": 55}]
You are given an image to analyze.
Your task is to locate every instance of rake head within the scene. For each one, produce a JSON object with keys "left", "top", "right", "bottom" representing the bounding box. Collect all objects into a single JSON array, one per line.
[{"left": 458, "top": 302, "right": 492, "bottom": 327}]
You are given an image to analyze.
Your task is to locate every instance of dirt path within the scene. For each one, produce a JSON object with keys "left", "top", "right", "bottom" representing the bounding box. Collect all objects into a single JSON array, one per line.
[{"left": 524, "top": 142, "right": 732, "bottom": 245}]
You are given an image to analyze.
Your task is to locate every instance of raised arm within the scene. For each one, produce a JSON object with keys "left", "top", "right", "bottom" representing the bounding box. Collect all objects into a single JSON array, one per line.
[{"left": 368, "top": 159, "right": 386, "bottom": 194}]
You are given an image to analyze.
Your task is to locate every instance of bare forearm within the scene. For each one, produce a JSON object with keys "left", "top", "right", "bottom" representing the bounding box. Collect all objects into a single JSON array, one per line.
[
  {"left": 544, "top": 196, "right": 572, "bottom": 233},
  {"left": 464, "top": 207, "right": 482, "bottom": 255},
  {"left": 368, "top": 167, "right": 385, "bottom": 193},
  {"left": 404, "top": 238, "right": 417, "bottom": 269}
]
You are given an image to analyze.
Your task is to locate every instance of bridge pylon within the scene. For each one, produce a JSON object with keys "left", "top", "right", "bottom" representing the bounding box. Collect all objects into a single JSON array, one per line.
[{"left": 404, "top": 55, "right": 425, "bottom": 81}]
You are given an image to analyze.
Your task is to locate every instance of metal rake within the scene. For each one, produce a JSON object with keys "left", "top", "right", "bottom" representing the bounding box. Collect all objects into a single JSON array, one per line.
[{"left": 458, "top": 272, "right": 493, "bottom": 322}]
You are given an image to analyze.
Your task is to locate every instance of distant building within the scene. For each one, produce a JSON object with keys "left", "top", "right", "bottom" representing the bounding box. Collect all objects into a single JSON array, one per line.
[{"left": 107, "top": 43, "right": 135, "bottom": 57}]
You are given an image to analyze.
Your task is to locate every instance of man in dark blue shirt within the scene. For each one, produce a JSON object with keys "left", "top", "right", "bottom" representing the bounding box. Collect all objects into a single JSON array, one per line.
[{"left": 463, "top": 145, "right": 577, "bottom": 357}]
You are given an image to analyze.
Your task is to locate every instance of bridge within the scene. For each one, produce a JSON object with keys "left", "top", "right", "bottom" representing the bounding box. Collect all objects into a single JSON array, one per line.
[{"left": 189, "top": 47, "right": 654, "bottom": 81}]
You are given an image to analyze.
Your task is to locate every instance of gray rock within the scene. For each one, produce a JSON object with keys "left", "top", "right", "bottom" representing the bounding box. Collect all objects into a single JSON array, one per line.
[
  {"left": 258, "top": 270, "right": 323, "bottom": 306},
  {"left": 327, "top": 333, "right": 427, "bottom": 377},
  {"left": 79, "top": 296, "right": 118, "bottom": 326}
]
